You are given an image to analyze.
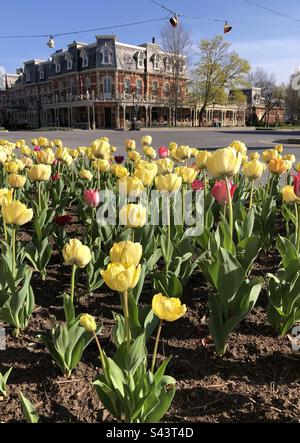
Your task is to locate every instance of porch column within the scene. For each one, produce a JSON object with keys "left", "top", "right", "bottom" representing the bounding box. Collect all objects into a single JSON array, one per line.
[
  {"left": 122, "top": 106, "right": 126, "bottom": 130},
  {"left": 116, "top": 104, "right": 120, "bottom": 129},
  {"left": 92, "top": 105, "right": 96, "bottom": 129},
  {"left": 87, "top": 104, "right": 91, "bottom": 130}
]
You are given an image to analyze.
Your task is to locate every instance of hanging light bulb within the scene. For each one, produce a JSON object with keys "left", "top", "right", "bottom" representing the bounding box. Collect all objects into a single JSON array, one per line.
[
  {"left": 170, "top": 15, "right": 179, "bottom": 27},
  {"left": 224, "top": 21, "right": 232, "bottom": 34},
  {"left": 47, "top": 35, "right": 55, "bottom": 48}
]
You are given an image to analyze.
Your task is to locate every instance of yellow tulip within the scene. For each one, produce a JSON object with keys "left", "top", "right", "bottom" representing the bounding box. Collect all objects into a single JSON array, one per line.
[
  {"left": 77, "top": 146, "right": 87, "bottom": 156},
  {"left": 230, "top": 140, "right": 247, "bottom": 156},
  {"left": 20, "top": 146, "right": 31, "bottom": 156},
  {"left": 92, "top": 159, "right": 110, "bottom": 173},
  {"left": 155, "top": 173, "right": 182, "bottom": 192},
  {"left": 68, "top": 148, "right": 79, "bottom": 159},
  {"left": 110, "top": 241, "right": 142, "bottom": 267},
  {"left": 0, "top": 189, "right": 13, "bottom": 206},
  {"left": 0, "top": 150, "right": 7, "bottom": 164},
  {"left": 191, "top": 148, "right": 199, "bottom": 158},
  {"left": 114, "top": 165, "right": 129, "bottom": 179},
  {"left": 283, "top": 154, "right": 296, "bottom": 163},
  {"left": 206, "top": 147, "right": 242, "bottom": 178},
  {"left": 282, "top": 185, "right": 300, "bottom": 204},
  {"left": 141, "top": 135, "right": 152, "bottom": 146},
  {"left": 31, "top": 138, "right": 38, "bottom": 146},
  {"left": 80, "top": 314, "right": 97, "bottom": 332},
  {"left": 169, "top": 148, "right": 181, "bottom": 162},
  {"left": 37, "top": 137, "right": 49, "bottom": 147},
  {"left": 100, "top": 262, "right": 141, "bottom": 292},
  {"left": 119, "top": 204, "right": 147, "bottom": 228},
  {"left": 143, "top": 146, "right": 157, "bottom": 159},
  {"left": 196, "top": 150, "right": 210, "bottom": 169},
  {"left": 152, "top": 293, "right": 187, "bottom": 322},
  {"left": 134, "top": 162, "right": 158, "bottom": 186},
  {"left": 28, "top": 164, "right": 52, "bottom": 181},
  {"left": 118, "top": 176, "right": 144, "bottom": 197},
  {"left": 250, "top": 152, "right": 260, "bottom": 160},
  {"left": 156, "top": 158, "right": 174, "bottom": 175},
  {"left": 91, "top": 140, "right": 110, "bottom": 159},
  {"left": 53, "top": 139, "right": 63, "bottom": 149},
  {"left": 176, "top": 166, "right": 198, "bottom": 184},
  {"left": 262, "top": 149, "right": 278, "bottom": 164},
  {"left": 2, "top": 200, "right": 33, "bottom": 226},
  {"left": 5, "top": 161, "right": 20, "bottom": 174},
  {"left": 79, "top": 169, "right": 93, "bottom": 181},
  {"left": 274, "top": 144, "right": 284, "bottom": 154},
  {"left": 125, "top": 139, "right": 136, "bottom": 150},
  {"left": 36, "top": 149, "right": 55, "bottom": 165},
  {"left": 243, "top": 159, "right": 265, "bottom": 180},
  {"left": 128, "top": 150, "right": 141, "bottom": 162},
  {"left": 268, "top": 158, "right": 288, "bottom": 175},
  {"left": 8, "top": 174, "right": 26, "bottom": 188},
  {"left": 20, "top": 157, "right": 34, "bottom": 169},
  {"left": 62, "top": 239, "right": 92, "bottom": 268},
  {"left": 168, "top": 142, "right": 178, "bottom": 151},
  {"left": 176, "top": 145, "right": 191, "bottom": 160}
]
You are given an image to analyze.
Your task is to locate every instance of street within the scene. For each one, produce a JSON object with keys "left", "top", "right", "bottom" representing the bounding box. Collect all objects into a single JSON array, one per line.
[{"left": 1, "top": 127, "right": 300, "bottom": 158}]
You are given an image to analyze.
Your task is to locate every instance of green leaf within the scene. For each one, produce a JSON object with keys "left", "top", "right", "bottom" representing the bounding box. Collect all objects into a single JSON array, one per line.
[{"left": 18, "top": 391, "right": 39, "bottom": 423}]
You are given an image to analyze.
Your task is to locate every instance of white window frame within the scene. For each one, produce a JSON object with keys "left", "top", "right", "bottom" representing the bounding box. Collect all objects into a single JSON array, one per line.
[
  {"left": 163, "top": 82, "right": 170, "bottom": 97},
  {"left": 136, "top": 79, "right": 142, "bottom": 96},
  {"left": 80, "top": 49, "right": 89, "bottom": 68},
  {"left": 152, "top": 81, "right": 158, "bottom": 96},
  {"left": 153, "top": 54, "right": 159, "bottom": 70},
  {"left": 102, "top": 47, "right": 111, "bottom": 65},
  {"left": 137, "top": 52, "right": 144, "bottom": 69},
  {"left": 53, "top": 57, "right": 61, "bottom": 74},
  {"left": 124, "top": 78, "right": 131, "bottom": 95},
  {"left": 66, "top": 53, "right": 73, "bottom": 70},
  {"left": 25, "top": 71, "right": 30, "bottom": 82}
]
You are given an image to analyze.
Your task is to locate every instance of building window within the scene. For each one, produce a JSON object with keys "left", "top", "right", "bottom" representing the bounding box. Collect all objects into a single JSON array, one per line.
[
  {"left": 53, "top": 58, "right": 61, "bottom": 73},
  {"left": 136, "top": 79, "right": 142, "bottom": 96},
  {"left": 66, "top": 53, "right": 73, "bottom": 70},
  {"left": 103, "top": 76, "right": 112, "bottom": 94},
  {"left": 163, "top": 82, "right": 170, "bottom": 97},
  {"left": 152, "top": 81, "right": 158, "bottom": 96},
  {"left": 153, "top": 54, "right": 159, "bottom": 70},
  {"left": 137, "top": 51, "right": 144, "bottom": 69},
  {"left": 39, "top": 69, "right": 44, "bottom": 80},
  {"left": 124, "top": 78, "right": 131, "bottom": 95},
  {"left": 25, "top": 71, "right": 30, "bottom": 82},
  {"left": 80, "top": 49, "right": 89, "bottom": 68},
  {"left": 164, "top": 57, "right": 171, "bottom": 72},
  {"left": 102, "top": 46, "right": 111, "bottom": 65}
]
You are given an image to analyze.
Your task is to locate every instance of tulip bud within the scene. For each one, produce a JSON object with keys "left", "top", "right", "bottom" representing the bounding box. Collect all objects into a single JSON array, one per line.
[
  {"left": 152, "top": 293, "right": 187, "bottom": 322},
  {"left": 212, "top": 180, "right": 236, "bottom": 205},
  {"left": 84, "top": 189, "right": 100, "bottom": 208},
  {"left": 80, "top": 314, "right": 97, "bottom": 332}
]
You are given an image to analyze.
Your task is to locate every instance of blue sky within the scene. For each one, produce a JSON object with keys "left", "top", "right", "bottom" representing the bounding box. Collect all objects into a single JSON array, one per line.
[{"left": 1, "top": 0, "right": 300, "bottom": 82}]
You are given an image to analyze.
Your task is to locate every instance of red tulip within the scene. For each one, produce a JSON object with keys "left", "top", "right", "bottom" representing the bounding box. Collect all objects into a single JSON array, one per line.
[
  {"left": 191, "top": 180, "right": 204, "bottom": 191},
  {"left": 52, "top": 159, "right": 58, "bottom": 166},
  {"left": 54, "top": 215, "right": 72, "bottom": 227},
  {"left": 212, "top": 180, "right": 236, "bottom": 205},
  {"left": 115, "top": 155, "right": 124, "bottom": 164},
  {"left": 294, "top": 173, "right": 300, "bottom": 197},
  {"left": 158, "top": 146, "right": 170, "bottom": 158},
  {"left": 51, "top": 173, "right": 60, "bottom": 182},
  {"left": 84, "top": 189, "right": 100, "bottom": 208}
]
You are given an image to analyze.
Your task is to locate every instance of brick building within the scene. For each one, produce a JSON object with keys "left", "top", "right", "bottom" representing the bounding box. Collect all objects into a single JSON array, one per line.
[{"left": 0, "top": 35, "right": 247, "bottom": 129}]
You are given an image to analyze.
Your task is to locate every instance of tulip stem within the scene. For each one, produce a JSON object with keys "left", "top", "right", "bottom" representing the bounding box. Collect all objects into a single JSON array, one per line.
[
  {"left": 249, "top": 181, "right": 255, "bottom": 210},
  {"left": 37, "top": 182, "right": 41, "bottom": 212},
  {"left": 97, "top": 169, "right": 101, "bottom": 191},
  {"left": 70, "top": 264, "right": 77, "bottom": 304},
  {"left": 92, "top": 331, "right": 108, "bottom": 379},
  {"left": 296, "top": 205, "right": 300, "bottom": 253},
  {"left": 123, "top": 290, "right": 131, "bottom": 352},
  {"left": 11, "top": 227, "right": 16, "bottom": 277},
  {"left": 151, "top": 320, "right": 163, "bottom": 373},
  {"left": 225, "top": 177, "right": 233, "bottom": 237}
]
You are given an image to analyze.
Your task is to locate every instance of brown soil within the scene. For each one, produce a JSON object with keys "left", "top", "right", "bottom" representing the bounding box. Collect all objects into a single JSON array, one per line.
[{"left": 0, "top": 230, "right": 300, "bottom": 423}]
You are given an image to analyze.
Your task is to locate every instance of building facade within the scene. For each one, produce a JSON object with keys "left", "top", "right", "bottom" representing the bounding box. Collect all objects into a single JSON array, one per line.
[
  {"left": 240, "top": 87, "right": 285, "bottom": 126},
  {"left": 0, "top": 35, "right": 247, "bottom": 130}
]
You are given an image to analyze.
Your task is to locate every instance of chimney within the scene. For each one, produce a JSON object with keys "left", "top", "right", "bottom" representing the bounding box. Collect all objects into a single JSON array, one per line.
[{"left": 152, "top": 37, "right": 156, "bottom": 44}]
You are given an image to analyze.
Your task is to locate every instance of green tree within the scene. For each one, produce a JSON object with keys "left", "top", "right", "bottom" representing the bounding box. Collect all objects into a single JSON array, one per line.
[{"left": 190, "top": 35, "right": 250, "bottom": 126}]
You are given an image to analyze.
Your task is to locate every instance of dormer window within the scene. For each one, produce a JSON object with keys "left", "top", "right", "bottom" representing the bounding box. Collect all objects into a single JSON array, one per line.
[
  {"left": 53, "top": 57, "right": 61, "bottom": 73},
  {"left": 137, "top": 51, "right": 144, "bottom": 69},
  {"left": 39, "top": 68, "right": 44, "bottom": 80},
  {"left": 65, "top": 53, "right": 73, "bottom": 70},
  {"left": 80, "top": 49, "right": 89, "bottom": 68},
  {"left": 164, "top": 56, "right": 171, "bottom": 72},
  {"left": 25, "top": 70, "right": 30, "bottom": 82},
  {"left": 153, "top": 54, "right": 159, "bottom": 70},
  {"left": 100, "top": 46, "right": 111, "bottom": 65}
]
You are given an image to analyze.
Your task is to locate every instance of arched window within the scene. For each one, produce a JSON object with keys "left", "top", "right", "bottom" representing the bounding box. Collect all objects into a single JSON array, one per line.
[
  {"left": 38, "top": 65, "right": 44, "bottom": 80},
  {"left": 163, "top": 82, "right": 170, "bottom": 97},
  {"left": 65, "top": 53, "right": 73, "bottom": 70},
  {"left": 136, "top": 79, "right": 142, "bottom": 96},
  {"left": 124, "top": 78, "right": 131, "bottom": 95},
  {"left": 152, "top": 81, "right": 158, "bottom": 96},
  {"left": 164, "top": 57, "right": 171, "bottom": 72},
  {"left": 137, "top": 52, "right": 144, "bottom": 69},
  {"left": 53, "top": 57, "right": 61, "bottom": 74},
  {"left": 153, "top": 54, "right": 159, "bottom": 70},
  {"left": 101, "top": 46, "right": 111, "bottom": 65},
  {"left": 80, "top": 49, "right": 89, "bottom": 68}
]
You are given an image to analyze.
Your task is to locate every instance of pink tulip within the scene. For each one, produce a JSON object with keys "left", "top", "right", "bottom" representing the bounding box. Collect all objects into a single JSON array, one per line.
[
  {"left": 51, "top": 173, "right": 60, "bottom": 182},
  {"left": 212, "top": 180, "right": 236, "bottom": 205},
  {"left": 34, "top": 146, "right": 41, "bottom": 152},
  {"left": 191, "top": 180, "right": 204, "bottom": 191},
  {"left": 158, "top": 146, "right": 170, "bottom": 158},
  {"left": 294, "top": 173, "right": 300, "bottom": 197},
  {"left": 84, "top": 189, "right": 100, "bottom": 208}
]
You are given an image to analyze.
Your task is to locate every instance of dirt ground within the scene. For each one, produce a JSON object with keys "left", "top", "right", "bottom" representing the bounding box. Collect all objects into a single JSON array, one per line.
[{"left": 0, "top": 224, "right": 300, "bottom": 423}]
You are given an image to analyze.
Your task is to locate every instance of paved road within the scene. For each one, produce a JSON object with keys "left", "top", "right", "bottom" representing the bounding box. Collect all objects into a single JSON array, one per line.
[{"left": 1, "top": 127, "right": 300, "bottom": 158}]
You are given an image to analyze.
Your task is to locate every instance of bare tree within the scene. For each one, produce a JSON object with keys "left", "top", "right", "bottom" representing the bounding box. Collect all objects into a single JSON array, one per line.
[
  {"left": 285, "top": 73, "right": 300, "bottom": 124},
  {"left": 246, "top": 67, "right": 277, "bottom": 97},
  {"left": 160, "top": 22, "right": 192, "bottom": 126}
]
